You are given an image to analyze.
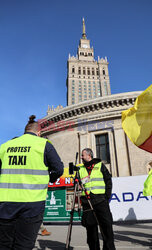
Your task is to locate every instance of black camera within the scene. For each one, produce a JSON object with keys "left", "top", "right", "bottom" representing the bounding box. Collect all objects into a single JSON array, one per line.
[
  {"left": 69, "top": 152, "right": 80, "bottom": 175},
  {"left": 69, "top": 162, "right": 80, "bottom": 175}
]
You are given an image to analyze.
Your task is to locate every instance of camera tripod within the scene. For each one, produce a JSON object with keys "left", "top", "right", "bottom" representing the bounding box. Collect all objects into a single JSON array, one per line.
[{"left": 65, "top": 170, "right": 105, "bottom": 250}]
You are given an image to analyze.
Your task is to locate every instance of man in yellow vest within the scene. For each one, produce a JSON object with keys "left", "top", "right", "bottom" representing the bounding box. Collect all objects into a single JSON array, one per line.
[
  {"left": 79, "top": 148, "right": 115, "bottom": 250},
  {"left": 0, "top": 115, "right": 64, "bottom": 250}
]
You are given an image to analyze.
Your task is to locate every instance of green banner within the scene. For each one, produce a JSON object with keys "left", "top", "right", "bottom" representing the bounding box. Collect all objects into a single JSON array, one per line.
[{"left": 43, "top": 187, "right": 81, "bottom": 222}]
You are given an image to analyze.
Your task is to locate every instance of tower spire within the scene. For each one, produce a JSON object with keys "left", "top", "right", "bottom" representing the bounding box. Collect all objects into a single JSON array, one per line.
[{"left": 82, "top": 17, "right": 87, "bottom": 39}]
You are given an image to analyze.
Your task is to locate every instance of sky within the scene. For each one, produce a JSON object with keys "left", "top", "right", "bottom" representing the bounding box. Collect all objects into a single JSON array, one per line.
[{"left": 0, "top": 0, "right": 152, "bottom": 144}]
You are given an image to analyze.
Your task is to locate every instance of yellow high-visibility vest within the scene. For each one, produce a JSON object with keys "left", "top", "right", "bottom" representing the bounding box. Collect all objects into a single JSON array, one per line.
[
  {"left": 143, "top": 169, "right": 152, "bottom": 196},
  {"left": 0, "top": 134, "right": 50, "bottom": 202},
  {"left": 79, "top": 162, "right": 105, "bottom": 196}
]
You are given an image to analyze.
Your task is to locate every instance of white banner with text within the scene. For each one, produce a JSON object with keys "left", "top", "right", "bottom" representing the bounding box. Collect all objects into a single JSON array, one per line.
[{"left": 110, "top": 175, "right": 151, "bottom": 221}]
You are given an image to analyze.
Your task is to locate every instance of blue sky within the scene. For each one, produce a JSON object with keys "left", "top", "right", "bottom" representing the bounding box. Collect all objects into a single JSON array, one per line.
[{"left": 0, "top": 0, "right": 152, "bottom": 144}]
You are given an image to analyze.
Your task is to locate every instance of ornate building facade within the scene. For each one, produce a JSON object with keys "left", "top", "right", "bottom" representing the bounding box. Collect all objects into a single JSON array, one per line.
[
  {"left": 41, "top": 20, "right": 152, "bottom": 177},
  {"left": 67, "top": 18, "right": 111, "bottom": 106}
]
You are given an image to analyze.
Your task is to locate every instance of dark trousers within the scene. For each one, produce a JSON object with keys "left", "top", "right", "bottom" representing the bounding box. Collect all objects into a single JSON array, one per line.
[
  {"left": 0, "top": 213, "right": 43, "bottom": 250},
  {"left": 85, "top": 200, "right": 116, "bottom": 250}
]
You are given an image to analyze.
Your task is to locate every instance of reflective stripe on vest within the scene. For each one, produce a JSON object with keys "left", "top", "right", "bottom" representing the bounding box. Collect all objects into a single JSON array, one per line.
[
  {"left": 85, "top": 186, "right": 105, "bottom": 191},
  {"left": 79, "top": 162, "right": 106, "bottom": 195},
  {"left": 0, "top": 134, "right": 50, "bottom": 202},
  {"left": 0, "top": 183, "right": 48, "bottom": 189},
  {"left": 1, "top": 169, "right": 48, "bottom": 175},
  {"left": 91, "top": 178, "right": 104, "bottom": 181}
]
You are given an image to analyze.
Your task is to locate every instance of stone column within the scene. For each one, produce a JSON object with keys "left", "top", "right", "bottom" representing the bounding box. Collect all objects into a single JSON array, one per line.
[{"left": 114, "top": 127, "right": 130, "bottom": 176}]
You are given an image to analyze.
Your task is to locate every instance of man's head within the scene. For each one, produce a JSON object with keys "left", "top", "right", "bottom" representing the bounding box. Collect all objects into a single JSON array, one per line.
[
  {"left": 24, "top": 115, "right": 39, "bottom": 135},
  {"left": 81, "top": 148, "right": 93, "bottom": 164}
]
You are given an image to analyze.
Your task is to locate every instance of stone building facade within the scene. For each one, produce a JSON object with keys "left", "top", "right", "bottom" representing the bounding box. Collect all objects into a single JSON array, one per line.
[
  {"left": 40, "top": 92, "right": 152, "bottom": 177},
  {"left": 42, "top": 19, "right": 152, "bottom": 177}
]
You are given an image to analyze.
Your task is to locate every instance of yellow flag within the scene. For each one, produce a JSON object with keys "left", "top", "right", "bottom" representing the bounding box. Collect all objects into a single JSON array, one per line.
[{"left": 122, "top": 85, "right": 152, "bottom": 152}]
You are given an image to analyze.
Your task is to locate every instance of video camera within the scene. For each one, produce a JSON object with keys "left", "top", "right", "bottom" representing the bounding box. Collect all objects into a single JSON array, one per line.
[
  {"left": 69, "top": 152, "right": 80, "bottom": 175},
  {"left": 69, "top": 162, "right": 80, "bottom": 175}
]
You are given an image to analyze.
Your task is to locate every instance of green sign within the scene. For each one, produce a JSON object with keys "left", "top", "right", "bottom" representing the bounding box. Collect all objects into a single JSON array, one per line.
[{"left": 43, "top": 187, "right": 81, "bottom": 222}]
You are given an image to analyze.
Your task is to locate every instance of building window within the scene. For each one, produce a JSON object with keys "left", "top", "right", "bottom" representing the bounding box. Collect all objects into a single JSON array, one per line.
[
  {"left": 72, "top": 96, "right": 75, "bottom": 104},
  {"left": 96, "top": 134, "right": 110, "bottom": 164},
  {"left": 87, "top": 68, "right": 90, "bottom": 75},
  {"left": 104, "top": 82, "right": 108, "bottom": 95},
  {"left": 92, "top": 68, "right": 95, "bottom": 75},
  {"left": 103, "top": 69, "right": 105, "bottom": 75},
  {"left": 78, "top": 67, "right": 81, "bottom": 75},
  {"left": 98, "top": 82, "right": 101, "bottom": 96},
  {"left": 83, "top": 68, "right": 86, "bottom": 75},
  {"left": 72, "top": 67, "right": 75, "bottom": 73},
  {"left": 96, "top": 68, "right": 99, "bottom": 76}
]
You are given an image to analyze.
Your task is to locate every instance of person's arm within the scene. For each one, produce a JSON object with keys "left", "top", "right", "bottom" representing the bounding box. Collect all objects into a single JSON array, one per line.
[
  {"left": 44, "top": 141, "right": 64, "bottom": 183},
  {"left": 101, "top": 163, "right": 112, "bottom": 200}
]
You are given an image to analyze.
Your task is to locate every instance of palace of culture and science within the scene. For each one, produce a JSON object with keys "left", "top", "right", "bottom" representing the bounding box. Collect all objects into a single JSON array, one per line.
[
  {"left": 40, "top": 19, "right": 152, "bottom": 178},
  {"left": 67, "top": 18, "right": 111, "bottom": 106}
]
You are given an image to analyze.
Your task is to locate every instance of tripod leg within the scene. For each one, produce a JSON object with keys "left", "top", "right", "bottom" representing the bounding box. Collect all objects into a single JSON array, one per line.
[
  {"left": 65, "top": 183, "right": 78, "bottom": 250},
  {"left": 77, "top": 190, "right": 81, "bottom": 218}
]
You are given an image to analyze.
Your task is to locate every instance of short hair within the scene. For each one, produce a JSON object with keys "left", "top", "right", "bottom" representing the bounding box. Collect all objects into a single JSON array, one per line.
[
  {"left": 82, "top": 148, "right": 93, "bottom": 159},
  {"left": 24, "top": 115, "right": 38, "bottom": 133}
]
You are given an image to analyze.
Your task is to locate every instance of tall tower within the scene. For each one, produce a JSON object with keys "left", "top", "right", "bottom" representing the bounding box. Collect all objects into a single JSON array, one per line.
[{"left": 67, "top": 18, "right": 111, "bottom": 106}]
